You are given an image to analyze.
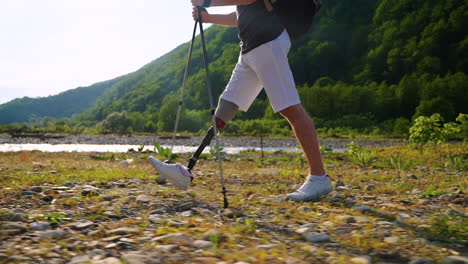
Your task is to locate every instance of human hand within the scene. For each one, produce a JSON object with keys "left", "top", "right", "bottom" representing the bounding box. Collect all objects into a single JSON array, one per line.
[
  {"left": 191, "top": 0, "right": 204, "bottom": 7},
  {"left": 192, "top": 6, "right": 208, "bottom": 21}
]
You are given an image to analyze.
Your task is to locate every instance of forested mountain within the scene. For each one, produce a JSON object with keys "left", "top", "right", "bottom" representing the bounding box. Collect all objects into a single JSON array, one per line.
[
  {"left": 2, "top": 0, "right": 467, "bottom": 135},
  {"left": 0, "top": 77, "right": 124, "bottom": 124}
]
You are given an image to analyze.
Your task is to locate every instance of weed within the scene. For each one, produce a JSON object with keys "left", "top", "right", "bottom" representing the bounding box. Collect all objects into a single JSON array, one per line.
[
  {"left": 425, "top": 214, "right": 468, "bottom": 243},
  {"left": 389, "top": 155, "right": 415, "bottom": 178},
  {"left": 209, "top": 145, "right": 227, "bottom": 160},
  {"left": 349, "top": 150, "right": 376, "bottom": 168},
  {"left": 447, "top": 154, "right": 467, "bottom": 171},
  {"left": 154, "top": 142, "right": 179, "bottom": 161}
]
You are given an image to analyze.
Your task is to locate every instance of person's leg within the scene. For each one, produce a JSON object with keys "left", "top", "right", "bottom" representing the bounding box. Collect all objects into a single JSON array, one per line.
[
  {"left": 246, "top": 31, "right": 332, "bottom": 201},
  {"left": 279, "top": 104, "right": 325, "bottom": 176}
]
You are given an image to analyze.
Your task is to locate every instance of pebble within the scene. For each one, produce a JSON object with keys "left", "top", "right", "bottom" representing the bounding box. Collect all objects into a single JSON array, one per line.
[
  {"left": 93, "top": 257, "right": 122, "bottom": 264},
  {"left": 193, "top": 240, "right": 214, "bottom": 249},
  {"left": 255, "top": 244, "right": 278, "bottom": 250},
  {"left": 297, "top": 206, "right": 313, "bottom": 212},
  {"left": 102, "top": 195, "right": 120, "bottom": 201},
  {"left": 353, "top": 205, "right": 373, "bottom": 212},
  {"left": 223, "top": 208, "right": 244, "bottom": 218},
  {"left": 63, "top": 182, "right": 76, "bottom": 188},
  {"left": 156, "top": 176, "right": 167, "bottom": 185},
  {"left": 69, "top": 220, "right": 95, "bottom": 230},
  {"left": 106, "top": 227, "right": 140, "bottom": 236},
  {"left": 69, "top": 255, "right": 91, "bottom": 264},
  {"left": 39, "top": 229, "right": 67, "bottom": 239},
  {"left": 30, "top": 221, "right": 50, "bottom": 231},
  {"left": 412, "top": 189, "right": 423, "bottom": 195},
  {"left": 303, "top": 232, "right": 330, "bottom": 243},
  {"left": 409, "top": 258, "right": 432, "bottom": 264},
  {"left": 82, "top": 189, "right": 99, "bottom": 197},
  {"left": 351, "top": 255, "right": 372, "bottom": 264},
  {"left": 384, "top": 236, "right": 399, "bottom": 244},
  {"left": 337, "top": 215, "right": 357, "bottom": 223},
  {"left": 121, "top": 251, "right": 161, "bottom": 264},
  {"left": 153, "top": 233, "right": 192, "bottom": 245},
  {"left": 365, "top": 184, "right": 376, "bottom": 191},
  {"left": 136, "top": 194, "right": 151, "bottom": 203},
  {"left": 155, "top": 244, "right": 180, "bottom": 252},
  {"left": 441, "top": 256, "right": 468, "bottom": 264},
  {"left": 28, "top": 186, "right": 43, "bottom": 193},
  {"left": 0, "top": 222, "right": 28, "bottom": 235}
]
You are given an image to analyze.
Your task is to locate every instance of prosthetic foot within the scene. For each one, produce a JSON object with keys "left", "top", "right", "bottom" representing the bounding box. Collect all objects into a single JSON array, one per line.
[{"left": 148, "top": 156, "right": 193, "bottom": 190}]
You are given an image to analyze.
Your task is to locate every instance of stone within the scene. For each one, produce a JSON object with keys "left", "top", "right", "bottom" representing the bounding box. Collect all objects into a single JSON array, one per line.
[
  {"left": 30, "top": 221, "right": 50, "bottom": 231},
  {"left": 337, "top": 215, "right": 357, "bottom": 224},
  {"left": 136, "top": 195, "right": 151, "bottom": 203},
  {"left": 28, "top": 186, "right": 43, "bottom": 193},
  {"left": 223, "top": 208, "right": 244, "bottom": 218},
  {"left": 193, "top": 240, "right": 214, "bottom": 249},
  {"left": 297, "top": 206, "right": 313, "bottom": 212},
  {"left": 155, "top": 176, "right": 167, "bottom": 185},
  {"left": 70, "top": 220, "right": 95, "bottom": 230},
  {"left": 303, "top": 233, "right": 330, "bottom": 243},
  {"left": 121, "top": 251, "right": 162, "bottom": 264},
  {"left": 255, "top": 244, "right": 278, "bottom": 250},
  {"left": 155, "top": 245, "right": 179, "bottom": 252},
  {"left": 69, "top": 255, "right": 91, "bottom": 264},
  {"left": 63, "top": 182, "right": 75, "bottom": 188},
  {"left": 8, "top": 213, "right": 27, "bottom": 222},
  {"left": 441, "top": 256, "right": 468, "bottom": 264},
  {"left": 149, "top": 214, "right": 164, "bottom": 223},
  {"left": 106, "top": 228, "right": 140, "bottom": 236},
  {"left": 93, "top": 257, "right": 122, "bottom": 264},
  {"left": 407, "top": 174, "right": 418, "bottom": 179},
  {"left": 384, "top": 236, "right": 399, "bottom": 244},
  {"left": 82, "top": 189, "right": 99, "bottom": 197},
  {"left": 409, "top": 258, "right": 432, "bottom": 264},
  {"left": 39, "top": 230, "right": 67, "bottom": 239},
  {"left": 0, "top": 222, "right": 28, "bottom": 235},
  {"left": 353, "top": 205, "right": 373, "bottom": 212},
  {"left": 102, "top": 195, "right": 120, "bottom": 201},
  {"left": 192, "top": 257, "right": 221, "bottom": 264},
  {"left": 412, "top": 189, "right": 423, "bottom": 195},
  {"left": 176, "top": 201, "right": 197, "bottom": 211},
  {"left": 350, "top": 255, "right": 372, "bottom": 264},
  {"left": 153, "top": 233, "right": 192, "bottom": 245},
  {"left": 41, "top": 195, "right": 54, "bottom": 202},
  {"left": 365, "top": 184, "right": 376, "bottom": 191}
]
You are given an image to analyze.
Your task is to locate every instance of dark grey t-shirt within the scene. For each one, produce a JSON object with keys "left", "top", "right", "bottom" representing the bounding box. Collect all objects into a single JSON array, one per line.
[{"left": 237, "top": 1, "right": 284, "bottom": 54}]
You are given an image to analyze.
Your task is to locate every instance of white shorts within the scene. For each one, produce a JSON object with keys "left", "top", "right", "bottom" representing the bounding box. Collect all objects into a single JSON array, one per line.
[{"left": 219, "top": 30, "right": 301, "bottom": 113}]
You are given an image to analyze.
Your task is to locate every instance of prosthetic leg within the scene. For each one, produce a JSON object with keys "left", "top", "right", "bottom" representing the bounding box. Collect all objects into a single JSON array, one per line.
[
  {"left": 187, "top": 99, "right": 239, "bottom": 172},
  {"left": 148, "top": 99, "right": 238, "bottom": 190}
]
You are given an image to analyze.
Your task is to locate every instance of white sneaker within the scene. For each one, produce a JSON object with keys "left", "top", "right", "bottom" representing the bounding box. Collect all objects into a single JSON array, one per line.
[
  {"left": 286, "top": 175, "right": 333, "bottom": 202},
  {"left": 148, "top": 156, "right": 193, "bottom": 190}
]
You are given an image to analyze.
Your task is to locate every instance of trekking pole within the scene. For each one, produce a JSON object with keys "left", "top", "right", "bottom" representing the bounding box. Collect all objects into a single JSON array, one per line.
[
  {"left": 171, "top": 20, "right": 199, "bottom": 151},
  {"left": 197, "top": 7, "right": 229, "bottom": 208}
]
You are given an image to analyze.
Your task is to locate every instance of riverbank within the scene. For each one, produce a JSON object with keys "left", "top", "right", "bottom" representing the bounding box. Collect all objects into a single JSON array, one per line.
[{"left": 0, "top": 134, "right": 404, "bottom": 150}]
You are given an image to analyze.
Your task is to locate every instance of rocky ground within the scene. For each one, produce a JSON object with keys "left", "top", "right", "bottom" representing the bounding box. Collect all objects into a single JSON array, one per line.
[
  {"left": 0, "top": 144, "right": 466, "bottom": 264},
  {"left": 0, "top": 134, "right": 403, "bottom": 149}
]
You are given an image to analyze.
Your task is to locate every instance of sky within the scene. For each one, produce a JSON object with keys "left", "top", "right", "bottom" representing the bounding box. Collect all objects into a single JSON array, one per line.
[{"left": 0, "top": 0, "right": 235, "bottom": 105}]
